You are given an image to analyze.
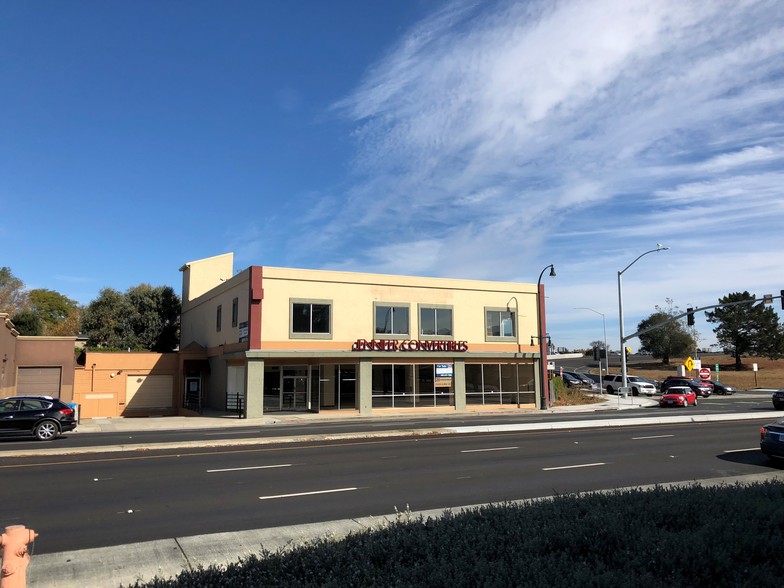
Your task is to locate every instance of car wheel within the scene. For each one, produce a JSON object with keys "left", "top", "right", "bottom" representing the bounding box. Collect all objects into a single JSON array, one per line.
[
  {"left": 632, "top": 387, "right": 639, "bottom": 397},
  {"left": 607, "top": 386, "right": 613, "bottom": 394},
  {"left": 33, "top": 420, "right": 59, "bottom": 441},
  {"left": 693, "top": 398, "right": 698, "bottom": 406},
  {"left": 683, "top": 398, "right": 689, "bottom": 407},
  {"left": 774, "top": 403, "right": 784, "bottom": 410}
]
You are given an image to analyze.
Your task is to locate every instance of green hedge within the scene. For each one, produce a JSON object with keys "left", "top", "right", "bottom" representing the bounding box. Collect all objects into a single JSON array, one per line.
[{"left": 132, "top": 481, "right": 784, "bottom": 587}]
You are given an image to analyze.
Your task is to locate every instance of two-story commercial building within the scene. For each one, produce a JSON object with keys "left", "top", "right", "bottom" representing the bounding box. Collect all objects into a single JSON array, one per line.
[{"left": 179, "top": 253, "right": 551, "bottom": 418}]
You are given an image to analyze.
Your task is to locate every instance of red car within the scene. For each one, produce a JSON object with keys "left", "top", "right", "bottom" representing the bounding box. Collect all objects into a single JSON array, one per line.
[{"left": 659, "top": 386, "right": 697, "bottom": 407}]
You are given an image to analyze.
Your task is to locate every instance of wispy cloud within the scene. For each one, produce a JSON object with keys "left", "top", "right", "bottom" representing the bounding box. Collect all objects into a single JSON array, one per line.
[{"left": 305, "top": 0, "right": 784, "bottom": 348}]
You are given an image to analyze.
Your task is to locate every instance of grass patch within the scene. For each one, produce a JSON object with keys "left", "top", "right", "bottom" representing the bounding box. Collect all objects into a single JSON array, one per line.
[{"left": 130, "top": 481, "right": 784, "bottom": 587}]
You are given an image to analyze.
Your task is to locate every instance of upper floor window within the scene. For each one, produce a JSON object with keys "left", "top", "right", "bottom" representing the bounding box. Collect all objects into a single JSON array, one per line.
[
  {"left": 419, "top": 305, "right": 453, "bottom": 338},
  {"left": 216, "top": 304, "right": 222, "bottom": 332},
  {"left": 485, "top": 308, "right": 515, "bottom": 340},
  {"left": 291, "top": 299, "right": 332, "bottom": 339},
  {"left": 231, "top": 297, "right": 239, "bottom": 328},
  {"left": 374, "top": 303, "right": 410, "bottom": 336}
]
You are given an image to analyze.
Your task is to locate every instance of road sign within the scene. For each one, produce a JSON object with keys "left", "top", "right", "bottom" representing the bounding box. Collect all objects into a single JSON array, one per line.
[
  {"left": 698, "top": 367, "right": 710, "bottom": 380},
  {"left": 685, "top": 357, "right": 694, "bottom": 371}
]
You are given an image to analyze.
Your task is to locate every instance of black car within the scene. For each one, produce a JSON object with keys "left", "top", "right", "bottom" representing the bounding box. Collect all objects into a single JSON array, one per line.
[
  {"left": 708, "top": 380, "right": 736, "bottom": 395},
  {"left": 772, "top": 389, "right": 784, "bottom": 410},
  {"left": 760, "top": 419, "right": 784, "bottom": 459},
  {"left": 0, "top": 396, "right": 77, "bottom": 440},
  {"left": 660, "top": 377, "right": 713, "bottom": 397}
]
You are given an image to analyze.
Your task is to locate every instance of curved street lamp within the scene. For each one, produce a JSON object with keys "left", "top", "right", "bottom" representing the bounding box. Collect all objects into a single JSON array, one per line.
[
  {"left": 536, "top": 264, "right": 556, "bottom": 409},
  {"left": 618, "top": 245, "right": 669, "bottom": 397}
]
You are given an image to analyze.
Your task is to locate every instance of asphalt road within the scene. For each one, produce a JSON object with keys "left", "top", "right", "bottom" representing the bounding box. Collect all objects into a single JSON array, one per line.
[
  {"left": 1, "top": 419, "right": 779, "bottom": 555},
  {"left": 0, "top": 390, "right": 778, "bottom": 452}
]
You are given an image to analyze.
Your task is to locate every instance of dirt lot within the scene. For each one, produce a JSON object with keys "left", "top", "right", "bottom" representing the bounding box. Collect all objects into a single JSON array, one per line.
[{"left": 619, "top": 354, "right": 783, "bottom": 389}]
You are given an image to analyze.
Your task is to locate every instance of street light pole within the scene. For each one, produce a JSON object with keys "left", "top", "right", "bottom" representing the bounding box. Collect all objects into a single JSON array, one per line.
[
  {"left": 618, "top": 245, "right": 669, "bottom": 398},
  {"left": 574, "top": 307, "right": 607, "bottom": 393},
  {"left": 537, "top": 264, "right": 556, "bottom": 410}
]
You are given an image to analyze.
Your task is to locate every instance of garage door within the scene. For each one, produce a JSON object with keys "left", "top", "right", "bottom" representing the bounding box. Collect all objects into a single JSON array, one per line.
[
  {"left": 17, "top": 367, "right": 62, "bottom": 397},
  {"left": 125, "top": 375, "right": 174, "bottom": 409}
]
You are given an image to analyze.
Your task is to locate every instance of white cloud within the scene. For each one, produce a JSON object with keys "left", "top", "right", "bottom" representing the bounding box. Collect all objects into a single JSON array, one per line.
[{"left": 310, "top": 0, "right": 784, "bottom": 350}]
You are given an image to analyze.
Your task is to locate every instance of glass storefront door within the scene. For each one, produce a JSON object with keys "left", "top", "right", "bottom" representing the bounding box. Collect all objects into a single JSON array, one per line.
[
  {"left": 282, "top": 367, "right": 308, "bottom": 411},
  {"left": 264, "top": 365, "right": 311, "bottom": 412}
]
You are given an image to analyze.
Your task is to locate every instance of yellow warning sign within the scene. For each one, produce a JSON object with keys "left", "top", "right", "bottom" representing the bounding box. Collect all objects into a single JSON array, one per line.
[{"left": 685, "top": 356, "right": 694, "bottom": 371}]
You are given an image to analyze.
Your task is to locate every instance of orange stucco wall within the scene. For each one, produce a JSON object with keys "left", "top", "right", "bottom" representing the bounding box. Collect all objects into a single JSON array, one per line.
[
  {"left": 16, "top": 337, "right": 77, "bottom": 402},
  {"left": 74, "top": 352, "right": 179, "bottom": 418}
]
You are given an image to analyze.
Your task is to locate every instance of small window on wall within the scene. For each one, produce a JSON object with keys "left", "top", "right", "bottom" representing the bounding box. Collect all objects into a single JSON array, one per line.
[
  {"left": 375, "top": 303, "right": 409, "bottom": 336},
  {"left": 291, "top": 299, "right": 332, "bottom": 339},
  {"left": 216, "top": 304, "right": 222, "bottom": 332},
  {"left": 232, "top": 297, "right": 239, "bottom": 328},
  {"left": 419, "top": 305, "right": 453, "bottom": 339},
  {"left": 485, "top": 308, "right": 516, "bottom": 340}
]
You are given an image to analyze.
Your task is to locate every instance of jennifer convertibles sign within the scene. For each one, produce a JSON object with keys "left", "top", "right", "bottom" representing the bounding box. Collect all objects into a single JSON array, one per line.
[{"left": 352, "top": 339, "right": 468, "bottom": 352}]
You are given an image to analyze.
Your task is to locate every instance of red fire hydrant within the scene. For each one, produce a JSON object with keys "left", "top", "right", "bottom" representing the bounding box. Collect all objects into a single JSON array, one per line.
[{"left": 0, "top": 525, "right": 37, "bottom": 588}]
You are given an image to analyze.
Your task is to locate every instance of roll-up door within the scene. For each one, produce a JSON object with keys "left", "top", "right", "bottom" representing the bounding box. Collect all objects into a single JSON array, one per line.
[
  {"left": 17, "top": 367, "right": 62, "bottom": 397},
  {"left": 125, "top": 375, "right": 174, "bottom": 409}
]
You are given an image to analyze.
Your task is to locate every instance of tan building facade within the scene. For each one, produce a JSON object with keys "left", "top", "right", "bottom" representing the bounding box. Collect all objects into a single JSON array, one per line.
[{"left": 179, "top": 253, "right": 551, "bottom": 418}]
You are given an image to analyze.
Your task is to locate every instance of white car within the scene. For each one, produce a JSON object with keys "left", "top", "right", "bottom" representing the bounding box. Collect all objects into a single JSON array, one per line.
[{"left": 603, "top": 374, "right": 657, "bottom": 396}]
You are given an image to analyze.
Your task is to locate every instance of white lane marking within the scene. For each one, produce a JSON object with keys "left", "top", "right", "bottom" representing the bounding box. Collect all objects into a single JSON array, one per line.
[
  {"left": 207, "top": 464, "right": 292, "bottom": 473},
  {"left": 204, "top": 430, "right": 264, "bottom": 436},
  {"left": 632, "top": 434, "right": 675, "bottom": 440},
  {"left": 461, "top": 446, "right": 518, "bottom": 453},
  {"left": 259, "top": 487, "right": 358, "bottom": 500},
  {"left": 723, "top": 448, "right": 760, "bottom": 453},
  {"left": 543, "top": 462, "right": 605, "bottom": 471}
]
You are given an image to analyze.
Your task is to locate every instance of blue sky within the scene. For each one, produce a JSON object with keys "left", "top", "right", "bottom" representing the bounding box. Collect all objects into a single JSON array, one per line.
[{"left": 2, "top": 0, "right": 783, "bottom": 352}]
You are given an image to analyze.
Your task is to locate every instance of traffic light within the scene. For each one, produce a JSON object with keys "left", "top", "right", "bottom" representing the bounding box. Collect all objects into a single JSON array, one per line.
[
  {"left": 687, "top": 307, "right": 694, "bottom": 326},
  {"left": 781, "top": 290, "right": 784, "bottom": 310}
]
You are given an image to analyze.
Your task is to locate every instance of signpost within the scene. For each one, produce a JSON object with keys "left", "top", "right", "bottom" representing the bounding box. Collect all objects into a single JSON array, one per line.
[{"left": 698, "top": 367, "right": 710, "bottom": 380}]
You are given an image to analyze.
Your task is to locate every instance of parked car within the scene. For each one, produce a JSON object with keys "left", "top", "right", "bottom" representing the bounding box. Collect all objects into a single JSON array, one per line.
[
  {"left": 772, "top": 389, "right": 784, "bottom": 410},
  {"left": 760, "top": 418, "right": 784, "bottom": 459},
  {"left": 659, "top": 386, "right": 697, "bottom": 407},
  {"left": 561, "top": 371, "right": 599, "bottom": 391},
  {"left": 0, "top": 396, "right": 77, "bottom": 440},
  {"left": 603, "top": 374, "right": 657, "bottom": 396},
  {"left": 660, "top": 377, "right": 713, "bottom": 397},
  {"left": 708, "top": 381, "right": 736, "bottom": 395},
  {"left": 559, "top": 372, "right": 584, "bottom": 388}
]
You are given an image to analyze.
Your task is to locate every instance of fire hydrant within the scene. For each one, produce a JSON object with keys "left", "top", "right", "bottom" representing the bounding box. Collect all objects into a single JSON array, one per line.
[{"left": 0, "top": 525, "right": 37, "bottom": 588}]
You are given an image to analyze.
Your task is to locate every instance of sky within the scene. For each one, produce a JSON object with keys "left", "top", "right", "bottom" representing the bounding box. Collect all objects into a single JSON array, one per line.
[{"left": 2, "top": 0, "right": 783, "bottom": 352}]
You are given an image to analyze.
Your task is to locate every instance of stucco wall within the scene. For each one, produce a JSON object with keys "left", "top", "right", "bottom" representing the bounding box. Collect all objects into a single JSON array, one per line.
[
  {"left": 74, "top": 352, "right": 179, "bottom": 418},
  {"left": 16, "top": 336, "right": 77, "bottom": 401},
  {"left": 0, "top": 314, "right": 18, "bottom": 397}
]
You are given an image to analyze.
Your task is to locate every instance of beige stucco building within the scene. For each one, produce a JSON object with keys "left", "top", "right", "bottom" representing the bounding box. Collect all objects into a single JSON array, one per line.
[{"left": 179, "top": 253, "right": 551, "bottom": 418}]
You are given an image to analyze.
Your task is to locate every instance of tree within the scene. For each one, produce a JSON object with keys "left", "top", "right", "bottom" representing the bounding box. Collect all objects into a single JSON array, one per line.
[
  {"left": 706, "top": 291, "right": 783, "bottom": 369},
  {"left": 10, "top": 310, "right": 41, "bottom": 335},
  {"left": 81, "top": 285, "right": 181, "bottom": 351},
  {"left": 636, "top": 299, "right": 696, "bottom": 365},
  {"left": 0, "top": 267, "right": 29, "bottom": 315},
  {"left": 28, "top": 289, "right": 81, "bottom": 335}
]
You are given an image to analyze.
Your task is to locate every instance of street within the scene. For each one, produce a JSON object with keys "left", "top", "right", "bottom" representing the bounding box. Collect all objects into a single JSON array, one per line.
[{"left": 1, "top": 419, "right": 779, "bottom": 555}]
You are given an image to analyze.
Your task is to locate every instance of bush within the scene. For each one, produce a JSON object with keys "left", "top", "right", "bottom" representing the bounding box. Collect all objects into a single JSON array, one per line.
[{"left": 130, "top": 481, "right": 784, "bottom": 587}]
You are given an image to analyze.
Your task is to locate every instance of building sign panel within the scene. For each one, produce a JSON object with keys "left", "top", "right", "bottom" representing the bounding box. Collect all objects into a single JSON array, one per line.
[
  {"left": 352, "top": 339, "right": 468, "bottom": 352},
  {"left": 238, "top": 321, "right": 249, "bottom": 342}
]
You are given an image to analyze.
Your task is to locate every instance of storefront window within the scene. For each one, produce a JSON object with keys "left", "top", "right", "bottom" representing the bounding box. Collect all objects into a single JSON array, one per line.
[
  {"left": 466, "top": 363, "right": 536, "bottom": 405},
  {"left": 372, "top": 363, "right": 452, "bottom": 408}
]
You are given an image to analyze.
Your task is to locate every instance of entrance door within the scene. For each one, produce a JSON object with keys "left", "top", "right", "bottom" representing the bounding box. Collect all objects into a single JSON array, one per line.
[
  {"left": 339, "top": 366, "right": 356, "bottom": 409},
  {"left": 282, "top": 367, "right": 309, "bottom": 411}
]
